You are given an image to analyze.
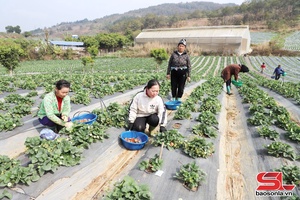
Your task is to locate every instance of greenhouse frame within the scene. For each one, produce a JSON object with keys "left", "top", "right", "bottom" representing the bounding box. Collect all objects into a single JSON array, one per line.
[{"left": 135, "top": 25, "right": 251, "bottom": 55}]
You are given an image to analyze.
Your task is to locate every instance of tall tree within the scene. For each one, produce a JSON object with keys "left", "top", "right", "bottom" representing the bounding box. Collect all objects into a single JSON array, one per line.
[
  {"left": 0, "top": 41, "right": 24, "bottom": 76},
  {"left": 5, "top": 26, "right": 14, "bottom": 33},
  {"left": 14, "top": 26, "right": 21, "bottom": 34},
  {"left": 150, "top": 48, "right": 168, "bottom": 72}
]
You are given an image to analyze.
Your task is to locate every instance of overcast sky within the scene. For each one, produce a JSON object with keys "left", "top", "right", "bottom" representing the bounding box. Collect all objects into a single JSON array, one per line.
[{"left": 0, "top": 0, "right": 245, "bottom": 32}]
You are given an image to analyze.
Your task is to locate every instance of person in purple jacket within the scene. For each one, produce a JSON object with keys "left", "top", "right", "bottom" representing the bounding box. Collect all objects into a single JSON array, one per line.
[{"left": 273, "top": 65, "right": 285, "bottom": 80}]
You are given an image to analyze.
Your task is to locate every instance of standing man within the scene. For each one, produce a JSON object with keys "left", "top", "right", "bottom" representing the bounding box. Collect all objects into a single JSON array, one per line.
[
  {"left": 166, "top": 38, "right": 191, "bottom": 101},
  {"left": 221, "top": 64, "right": 249, "bottom": 95}
]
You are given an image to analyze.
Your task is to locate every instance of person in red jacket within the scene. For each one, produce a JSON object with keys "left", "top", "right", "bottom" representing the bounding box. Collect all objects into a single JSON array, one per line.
[
  {"left": 260, "top": 62, "right": 266, "bottom": 73},
  {"left": 221, "top": 64, "right": 249, "bottom": 95}
]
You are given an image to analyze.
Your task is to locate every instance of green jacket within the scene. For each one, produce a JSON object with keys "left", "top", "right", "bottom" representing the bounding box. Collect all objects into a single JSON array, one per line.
[{"left": 37, "top": 91, "right": 71, "bottom": 126}]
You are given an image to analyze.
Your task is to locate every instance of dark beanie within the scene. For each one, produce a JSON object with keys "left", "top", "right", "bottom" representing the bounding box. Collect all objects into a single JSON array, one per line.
[
  {"left": 240, "top": 64, "right": 249, "bottom": 73},
  {"left": 178, "top": 38, "right": 186, "bottom": 46}
]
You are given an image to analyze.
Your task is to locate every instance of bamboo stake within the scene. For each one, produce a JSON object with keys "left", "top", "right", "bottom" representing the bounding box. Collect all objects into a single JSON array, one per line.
[{"left": 159, "top": 142, "right": 164, "bottom": 159}]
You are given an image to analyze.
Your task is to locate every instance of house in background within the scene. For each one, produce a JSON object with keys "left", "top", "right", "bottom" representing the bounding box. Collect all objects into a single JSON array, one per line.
[{"left": 49, "top": 41, "right": 85, "bottom": 51}]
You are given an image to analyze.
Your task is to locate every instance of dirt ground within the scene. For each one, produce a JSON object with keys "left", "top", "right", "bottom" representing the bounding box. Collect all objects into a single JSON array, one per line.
[{"left": 217, "top": 88, "right": 260, "bottom": 200}]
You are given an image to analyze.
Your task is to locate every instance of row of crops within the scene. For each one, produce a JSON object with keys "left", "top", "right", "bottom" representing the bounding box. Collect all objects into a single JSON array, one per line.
[
  {"left": 0, "top": 55, "right": 299, "bottom": 199},
  {"left": 0, "top": 56, "right": 299, "bottom": 133},
  {"left": 250, "top": 32, "right": 277, "bottom": 45},
  {"left": 250, "top": 31, "right": 300, "bottom": 52},
  {"left": 0, "top": 55, "right": 221, "bottom": 199},
  {"left": 284, "top": 31, "right": 300, "bottom": 51}
]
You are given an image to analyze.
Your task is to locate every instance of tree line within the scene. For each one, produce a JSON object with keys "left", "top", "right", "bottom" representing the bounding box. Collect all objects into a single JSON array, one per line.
[{"left": 104, "top": 0, "right": 299, "bottom": 35}]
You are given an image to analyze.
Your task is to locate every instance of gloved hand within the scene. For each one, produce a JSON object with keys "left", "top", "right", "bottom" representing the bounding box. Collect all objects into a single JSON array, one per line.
[
  {"left": 160, "top": 126, "right": 167, "bottom": 132},
  {"left": 127, "top": 123, "right": 134, "bottom": 131},
  {"left": 65, "top": 122, "right": 73, "bottom": 131}
]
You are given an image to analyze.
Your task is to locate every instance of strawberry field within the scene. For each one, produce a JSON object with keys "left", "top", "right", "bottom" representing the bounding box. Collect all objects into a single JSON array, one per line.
[{"left": 0, "top": 56, "right": 299, "bottom": 200}]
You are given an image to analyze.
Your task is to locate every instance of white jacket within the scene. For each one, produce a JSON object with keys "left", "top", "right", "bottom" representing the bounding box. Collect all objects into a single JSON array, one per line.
[{"left": 128, "top": 90, "right": 167, "bottom": 127}]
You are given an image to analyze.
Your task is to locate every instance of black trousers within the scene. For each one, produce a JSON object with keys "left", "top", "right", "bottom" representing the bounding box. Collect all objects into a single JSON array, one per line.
[
  {"left": 275, "top": 74, "right": 281, "bottom": 80},
  {"left": 132, "top": 114, "right": 159, "bottom": 132},
  {"left": 225, "top": 79, "right": 231, "bottom": 87},
  {"left": 171, "top": 69, "right": 188, "bottom": 98}
]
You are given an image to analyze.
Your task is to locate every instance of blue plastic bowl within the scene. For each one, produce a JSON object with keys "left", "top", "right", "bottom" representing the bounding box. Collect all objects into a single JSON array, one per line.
[
  {"left": 165, "top": 100, "right": 182, "bottom": 110},
  {"left": 71, "top": 113, "right": 97, "bottom": 125},
  {"left": 120, "top": 131, "right": 148, "bottom": 150}
]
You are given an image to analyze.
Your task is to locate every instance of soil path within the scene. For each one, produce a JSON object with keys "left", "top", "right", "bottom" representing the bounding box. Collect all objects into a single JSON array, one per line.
[
  {"left": 218, "top": 87, "right": 258, "bottom": 200},
  {"left": 220, "top": 91, "right": 244, "bottom": 199}
]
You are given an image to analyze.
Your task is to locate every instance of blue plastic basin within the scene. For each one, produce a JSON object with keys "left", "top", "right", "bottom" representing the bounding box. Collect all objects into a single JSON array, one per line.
[
  {"left": 71, "top": 113, "right": 97, "bottom": 125},
  {"left": 165, "top": 100, "right": 182, "bottom": 110},
  {"left": 120, "top": 131, "right": 148, "bottom": 150}
]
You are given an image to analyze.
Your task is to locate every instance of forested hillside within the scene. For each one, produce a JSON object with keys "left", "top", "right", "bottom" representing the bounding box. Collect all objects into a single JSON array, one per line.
[
  {"left": 32, "top": 0, "right": 299, "bottom": 39},
  {"left": 31, "top": 2, "right": 236, "bottom": 37}
]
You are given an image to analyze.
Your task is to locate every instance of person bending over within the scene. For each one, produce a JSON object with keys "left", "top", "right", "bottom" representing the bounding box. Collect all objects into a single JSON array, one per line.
[{"left": 221, "top": 64, "right": 249, "bottom": 95}]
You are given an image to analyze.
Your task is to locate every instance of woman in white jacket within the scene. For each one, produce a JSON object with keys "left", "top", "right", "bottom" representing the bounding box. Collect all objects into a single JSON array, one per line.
[{"left": 127, "top": 79, "right": 167, "bottom": 133}]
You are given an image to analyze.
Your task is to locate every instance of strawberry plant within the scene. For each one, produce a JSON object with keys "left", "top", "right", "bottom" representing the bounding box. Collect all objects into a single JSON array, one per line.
[
  {"left": 198, "top": 97, "right": 221, "bottom": 114},
  {"left": 180, "top": 98, "right": 197, "bottom": 112},
  {"left": 273, "top": 113, "right": 291, "bottom": 130},
  {"left": 274, "top": 165, "right": 300, "bottom": 186},
  {"left": 92, "top": 103, "right": 127, "bottom": 128},
  {"left": 174, "top": 107, "right": 191, "bottom": 120},
  {"left": 0, "top": 101, "right": 9, "bottom": 111},
  {"left": 196, "top": 111, "right": 218, "bottom": 126},
  {"left": 257, "top": 125, "right": 279, "bottom": 140},
  {"left": 0, "top": 155, "right": 40, "bottom": 188},
  {"left": 9, "top": 103, "right": 32, "bottom": 117},
  {"left": 0, "top": 113, "right": 22, "bottom": 131},
  {"left": 70, "top": 89, "right": 91, "bottom": 105},
  {"left": 182, "top": 137, "right": 214, "bottom": 158},
  {"left": 25, "top": 137, "right": 83, "bottom": 176},
  {"left": 113, "top": 80, "right": 134, "bottom": 92},
  {"left": 4, "top": 94, "right": 34, "bottom": 105},
  {"left": 91, "top": 84, "right": 114, "bottom": 98},
  {"left": 249, "top": 103, "right": 265, "bottom": 114},
  {"left": 59, "top": 122, "right": 109, "bottom": 149},
  {"left": 269, "top": 106, "right": 289, "bottom": 117},
  {"left": 174, "top": 161, "right": 206, "bottom": 191},
  {"left": 264, "top": 141, "right": 297, "bottom": 161},
  {"left": 192, "top": 123, "right": 217, "bottom": 138},
  {"left": 18, "top": 78, "right": 38, "bottom": 90},
  {"left": 26, "top": 91, "right": 38, "bottom": 97},
  {"left": 262, "top": 97, "right": 277, "bottom": 109},
  {"left": 247, "top": 111, "right": 271, "bottom": 126},
  {"left": 189, "top": 87, "right": 204, "bottom": 100},
  {"left": 139, "top": 154, "right": 163, "bottom": 172},
  {"left": 104, "top": 175, "right": 152, "bottom": 200},
  {"left": 153, "top": 129, "right": 185, "bottom": 150},
  {"left": 286, "top": 122, "right": 300, "bottom": 143}
]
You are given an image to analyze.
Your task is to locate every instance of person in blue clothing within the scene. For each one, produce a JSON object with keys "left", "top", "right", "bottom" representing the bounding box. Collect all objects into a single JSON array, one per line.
[{"left": 273, "top": 65, "right": 285, "bottom": 80}]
